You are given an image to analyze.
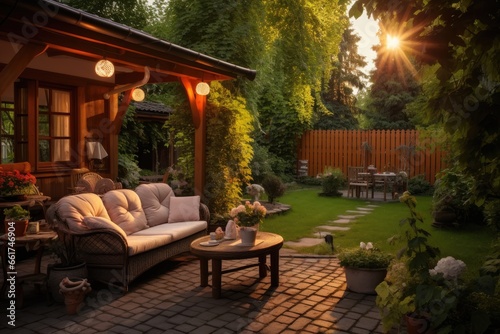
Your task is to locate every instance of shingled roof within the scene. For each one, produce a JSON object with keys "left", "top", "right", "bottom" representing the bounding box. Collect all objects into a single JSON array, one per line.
[{"left": 132, "top": 101, "right": 173, "bottom": 120}]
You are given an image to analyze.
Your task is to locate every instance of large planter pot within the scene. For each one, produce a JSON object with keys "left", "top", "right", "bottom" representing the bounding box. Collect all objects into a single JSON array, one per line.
[
  {"left": 432, "top": 210, "right": 457, "bottom": 227},
  {"left": 47, "top": 262, "right": 87, "bottom": 303},
  {"left": 239, "top": 225, "right": 259, "bottom": 246},
  {"left": 4, "top": 219, "right": 29, "bottom": 237},
  {"left": 405, "top": 313, "right": 436, "bottom": 334},
  {"left": 344, "top": 267, "right": 387, "bottom": 294}
]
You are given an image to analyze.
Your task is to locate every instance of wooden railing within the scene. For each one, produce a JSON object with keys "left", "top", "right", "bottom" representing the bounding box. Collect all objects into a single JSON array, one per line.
[{"left": 297, "top": 130, "right": 447, "bottom": 184}]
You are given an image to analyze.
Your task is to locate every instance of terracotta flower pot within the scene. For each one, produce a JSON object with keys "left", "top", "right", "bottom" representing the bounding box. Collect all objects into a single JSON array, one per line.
[
  {"left": 59, "top": 277, "right": 92, "bottom": 315},
  {"left": 405, "top": 313, "right": 436, "bottom": 334},
  {"left": 4, "top": 219, "right": 29, "bottom": 237}
]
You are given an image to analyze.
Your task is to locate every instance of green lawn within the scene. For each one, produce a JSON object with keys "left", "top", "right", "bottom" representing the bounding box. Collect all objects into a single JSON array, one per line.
[{"left": 261, "top": 186, "right": 496, "bottom": 279}]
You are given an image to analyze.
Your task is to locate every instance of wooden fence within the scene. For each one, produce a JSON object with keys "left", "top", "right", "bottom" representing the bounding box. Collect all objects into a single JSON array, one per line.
[{"left": 297, "top": 130, "right": 447, "bottom": 184}]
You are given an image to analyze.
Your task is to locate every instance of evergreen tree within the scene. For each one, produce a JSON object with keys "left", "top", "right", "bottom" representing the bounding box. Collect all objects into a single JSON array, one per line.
[{"left": 315, "top": 26, "right": 367, "bottom": 129}]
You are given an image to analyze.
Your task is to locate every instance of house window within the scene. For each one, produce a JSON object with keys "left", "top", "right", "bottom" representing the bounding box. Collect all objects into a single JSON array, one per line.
[
  {"left": 0, "top": 101, "right": 15, "bottom": 163},
  {"left": 37, "top": 86, "right": 72, "bottom": 163}
]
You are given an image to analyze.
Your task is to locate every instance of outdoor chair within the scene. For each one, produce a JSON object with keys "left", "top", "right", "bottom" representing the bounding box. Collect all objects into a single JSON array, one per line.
[
  {"left": 347, "top": 166, "right": 372, "bottom": 198},
  {"left": 76, "top": 172, "right": 121, "bottom": 195},
  {"left": 69, "top": 168, "right": 90, "bottom": 194}
]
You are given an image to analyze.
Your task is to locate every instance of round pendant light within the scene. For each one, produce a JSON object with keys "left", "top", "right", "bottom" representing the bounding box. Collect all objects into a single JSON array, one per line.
[
  {"left": 131, "top": 88, "right": 145, "bottom": 101},
  {"left": 195, "top": 82, "right": 210, "bottom": 96},
  {"left": 95, "top": 59, "right": 115, "bottom": 78}
]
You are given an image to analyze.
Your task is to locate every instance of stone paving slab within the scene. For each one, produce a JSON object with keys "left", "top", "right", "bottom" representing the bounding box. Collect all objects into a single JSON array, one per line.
[
  {"left": 330, "top": 219, "right": 352, "bottom": 224},
  {"left": 337, "top": 215, "right": 361, "bottom": 219},
  {"left": 346, "top": 210, "right": 370, "bottom": 215},
  {"left": 0, "top": 254, "right": 388, "bottom": 333},
  {"left": 356, "top": 207, "right": 374, "bottom": 211},
  {"left": 316, "top": 225, "right": 351, "bottom": 231},
  {"left": 284, "top": 238, "right": 324, "bottom": 248}
]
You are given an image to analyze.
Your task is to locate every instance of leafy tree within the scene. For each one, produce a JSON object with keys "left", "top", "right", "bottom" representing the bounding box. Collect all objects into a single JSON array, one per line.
[
  {"left": 63, "top": 0, "right": 149, "bottom": 29},
  {"left": 255, "top": 0, "right": 348, "bottom": 172},
  {"left": 350, "top": 0, "right": 500, "bottom": 223}
]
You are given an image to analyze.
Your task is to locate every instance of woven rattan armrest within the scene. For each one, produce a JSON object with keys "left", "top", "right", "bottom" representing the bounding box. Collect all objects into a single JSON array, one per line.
[{"left": 200, "top": 203, "right": 210, "bottom": 222}]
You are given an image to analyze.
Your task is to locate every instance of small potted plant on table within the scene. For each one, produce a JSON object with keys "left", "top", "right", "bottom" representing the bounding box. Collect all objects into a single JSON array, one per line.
[
  {"left": 3, "top": 204, "right": 30, "bottom": 237},
  {"left": 338, "top": 242, "right": 393, "bottom": 294}
]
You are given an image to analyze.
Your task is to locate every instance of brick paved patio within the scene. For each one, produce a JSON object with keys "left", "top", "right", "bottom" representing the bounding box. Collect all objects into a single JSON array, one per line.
[{"left": 1, "top": 251, "right": 392, "bottom": 333}]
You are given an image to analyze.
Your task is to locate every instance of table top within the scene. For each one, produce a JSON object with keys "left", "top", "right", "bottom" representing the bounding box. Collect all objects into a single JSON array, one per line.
[
  {"left": 0, "top": 230, "right": 57, "bottom": 243},
  {"left": 190, "top": 231, "right": 283, "bottom": 259},
  {"left": 0, "top": 195, "right": 51, "bottom": 208}
]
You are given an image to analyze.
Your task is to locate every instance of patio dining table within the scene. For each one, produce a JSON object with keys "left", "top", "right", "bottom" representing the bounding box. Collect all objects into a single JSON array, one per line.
[{"left": 358, "top": 172, "right": 396, "bottom": 201}]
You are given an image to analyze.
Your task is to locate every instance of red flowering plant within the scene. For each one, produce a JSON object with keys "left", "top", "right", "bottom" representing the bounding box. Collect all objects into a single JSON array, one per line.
[{"left": 0, "top": 169, "right": 36, "bottom": 196}]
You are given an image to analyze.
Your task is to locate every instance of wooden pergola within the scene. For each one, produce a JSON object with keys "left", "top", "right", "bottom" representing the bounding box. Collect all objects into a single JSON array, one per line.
[{"left": 0, "top": 0, "right": 256, "bottom": 197}]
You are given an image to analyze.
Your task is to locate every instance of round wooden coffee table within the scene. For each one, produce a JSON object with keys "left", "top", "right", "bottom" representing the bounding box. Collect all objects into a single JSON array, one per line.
[{"left": 190, "top": 231, "right": 283, "bottom": 298}]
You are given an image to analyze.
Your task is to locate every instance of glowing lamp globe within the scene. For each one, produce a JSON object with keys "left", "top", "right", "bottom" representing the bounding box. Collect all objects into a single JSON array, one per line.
[
  {"left": 132, "top": 88, "right": 145, "bottom": 101},
  {"left": 195, "top": 82, "right": 210, "bottom": 96},
  {"left": 95, "top": 59, "right": 115, "bottom": 78}
]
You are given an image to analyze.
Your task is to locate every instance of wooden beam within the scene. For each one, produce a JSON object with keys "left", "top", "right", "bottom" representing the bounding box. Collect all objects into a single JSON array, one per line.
[
  {"left": 0, "top": 42, "right": 47, "bottom": 96},
  {"left": 180, "top": 77, "right": 207, "bottom": 197}
]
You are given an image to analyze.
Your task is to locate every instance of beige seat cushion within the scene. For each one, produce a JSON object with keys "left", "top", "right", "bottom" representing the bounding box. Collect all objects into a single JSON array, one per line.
[
  {"left": 102, "top": 189, "right": 149, "bottom": 235},
  {"left": 55, "top": 193, "right": 110, "bottom": 232},
  {"left": 126, "top": 235, "right": 172, "bottom": 256},
  {"left": 135, "top": 183, "right": 174, "bottom": 227},
  {"left": 132, "top": 221, "right": 207, "bottom": 241}
]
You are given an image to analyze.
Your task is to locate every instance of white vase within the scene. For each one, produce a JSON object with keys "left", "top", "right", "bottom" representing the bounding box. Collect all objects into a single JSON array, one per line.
[{"left": 239, "top": 225, "right": 258, "bottom": 246}]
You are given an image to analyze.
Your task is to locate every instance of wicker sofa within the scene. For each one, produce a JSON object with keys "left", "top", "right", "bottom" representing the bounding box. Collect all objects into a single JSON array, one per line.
[{"left": 46, "top": 183, "right": 209, "bottom": 291}]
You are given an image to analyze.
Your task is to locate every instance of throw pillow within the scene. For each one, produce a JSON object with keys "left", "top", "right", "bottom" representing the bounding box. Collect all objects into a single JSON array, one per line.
[{"left": 168, "top": 196, "right": 200, "bottom": 223}]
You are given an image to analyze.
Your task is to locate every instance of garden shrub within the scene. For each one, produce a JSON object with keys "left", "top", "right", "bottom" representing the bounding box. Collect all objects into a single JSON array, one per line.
[
  {"left": 118, "top": 154, "right": 141, "bottom": 189},
  {"left": 320, "top": 167, "right": 345, "bottom": 197},
  {"left": 262, "top": 174, "right": 286, "bottom": 203},
  {"left": 408, "top": 174, "right": 433, "bottom": 195}
]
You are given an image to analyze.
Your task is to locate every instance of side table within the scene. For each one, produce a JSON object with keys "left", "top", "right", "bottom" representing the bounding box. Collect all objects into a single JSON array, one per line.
[
  {"left": 0, "top": 230, "right": 57, "bottom": 308},
  {"left": 190, "top": 232, "right": 283, "bottom": 298}
]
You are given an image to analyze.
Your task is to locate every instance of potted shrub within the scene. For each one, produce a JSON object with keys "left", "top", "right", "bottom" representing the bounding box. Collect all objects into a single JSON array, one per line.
[
  {"left": 3, "top": 204, "right": 30, "bottom": 237},
  {"left": 338, "top": 242, "right": 393, "bottom": 294},
  {"left": 45, "top": 207, "right": 87, "bottom": 303},
  {"left": 230, "top": 201, "right": 267, "bottom": 246}
]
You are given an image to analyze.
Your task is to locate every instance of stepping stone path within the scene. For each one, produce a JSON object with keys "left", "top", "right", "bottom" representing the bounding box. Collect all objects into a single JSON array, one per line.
[{"left": 284, "top": 202, "right": 380, "bottom": 250}]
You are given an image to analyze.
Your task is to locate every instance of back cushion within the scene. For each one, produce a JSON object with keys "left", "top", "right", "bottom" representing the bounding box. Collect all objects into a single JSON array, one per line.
[
  {"left": 56, "top": 193, "right": 110, "bottom": 232},
  {"left": 102, "top": 189, "right": 149, "bottom": 235},
  {"left": 135, "top": 183, "right": 174, "bottom": 227}
]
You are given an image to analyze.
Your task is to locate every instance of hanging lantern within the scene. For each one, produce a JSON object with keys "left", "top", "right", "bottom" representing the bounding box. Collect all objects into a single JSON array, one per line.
[
  {"left": 131, "top": 88, "right": 145, "bottom": 101},
  {"left": 95, "top": 59, "right": 115, "bottom": 78},
  {"left": 195, "top": 82, "right": 210, "bottom": 96}
]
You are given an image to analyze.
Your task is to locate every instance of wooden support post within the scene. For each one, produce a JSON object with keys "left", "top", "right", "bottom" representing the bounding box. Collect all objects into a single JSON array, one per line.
[
  {"left": 180, "top": 78, "right": 207, "bottom": 197},
  {"left": 0, "top": 42, "right": 47, "bottom": 96}
]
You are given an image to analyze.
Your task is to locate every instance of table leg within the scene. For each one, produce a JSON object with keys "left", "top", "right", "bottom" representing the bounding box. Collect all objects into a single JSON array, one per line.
[
  {"left": 258, "top": 255, "right": 267, "bottom": 278},
  {"left": 270, "top": 250, "right": 280, "bottom": 287},
  {"left": 212, "top": 259, "right": 222, "bottom": 299},
  {"left": 34, "top": 246, "right": 45, "bottom": 274},
  {"left": 199, "top": 258, "right": 209, "bottom": 287},
  {"left": 383, "top": 179, "right": 387, "bottom": 201}
]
